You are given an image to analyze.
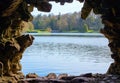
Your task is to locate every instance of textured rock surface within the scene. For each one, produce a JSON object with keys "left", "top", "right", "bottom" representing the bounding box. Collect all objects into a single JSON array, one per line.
[
  {"left": 80, "top": 0, "right": 120, "bottom": 75},
  {"left": 0, "top": 0, "right": 34, "bottom": 82},
  {"left": 18, "top": 73, "right": 120, "bottom": 83}
]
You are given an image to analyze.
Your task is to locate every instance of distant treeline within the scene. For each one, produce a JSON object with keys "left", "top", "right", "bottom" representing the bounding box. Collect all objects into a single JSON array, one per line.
[{"left": 32, "top": 12, "right": 104, "bottom": 33}]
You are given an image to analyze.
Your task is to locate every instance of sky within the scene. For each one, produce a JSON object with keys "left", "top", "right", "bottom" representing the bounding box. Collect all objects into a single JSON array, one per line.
[{"left": 31, "top": 1, "right": 83, "bottom": 16}]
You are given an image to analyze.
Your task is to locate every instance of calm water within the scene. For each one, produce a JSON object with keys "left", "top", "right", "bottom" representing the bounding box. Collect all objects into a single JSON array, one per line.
[{"left": 21, "top": 35, "right": 113, "bottom": 76}]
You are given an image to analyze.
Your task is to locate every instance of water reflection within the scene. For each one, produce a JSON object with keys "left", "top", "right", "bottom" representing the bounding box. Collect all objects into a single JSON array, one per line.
[{"left": 22, "top": 36, "right": 113, "bottom": 76}]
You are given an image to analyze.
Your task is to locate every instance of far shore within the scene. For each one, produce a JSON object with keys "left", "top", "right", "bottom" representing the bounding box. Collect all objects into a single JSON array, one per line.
[{"left": 25, "top": 33, "right": 104, "bottom": 37}]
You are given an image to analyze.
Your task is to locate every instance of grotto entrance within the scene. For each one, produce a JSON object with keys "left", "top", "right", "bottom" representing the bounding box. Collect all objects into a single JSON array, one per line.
[{"left": 0, "top": 0, "right": 120, "bottom": 82}]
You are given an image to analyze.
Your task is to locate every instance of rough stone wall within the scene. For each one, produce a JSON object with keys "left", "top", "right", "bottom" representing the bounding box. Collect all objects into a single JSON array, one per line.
[
  {"left": 0, "top": 0, "right": 34, "bottom": 77},
  {"left": 80, "top": 0, "right": 120, "bottom": 74}
]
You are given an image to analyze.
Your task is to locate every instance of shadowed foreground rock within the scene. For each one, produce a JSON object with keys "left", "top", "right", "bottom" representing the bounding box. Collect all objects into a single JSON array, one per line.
[
  {"left": 18, "top": 73, "right": 120, "bottom": 83},
  {"left": 0, "top": 0, "right": 34, "bottom": 82},
  {"left": 80, "top": 0, "right": 120, "bottom": 75}
]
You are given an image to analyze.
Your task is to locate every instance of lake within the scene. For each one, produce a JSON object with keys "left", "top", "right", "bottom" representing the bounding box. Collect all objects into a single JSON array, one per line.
[{"left": 21, "top": 34, "right": 113, "bottom": 76}]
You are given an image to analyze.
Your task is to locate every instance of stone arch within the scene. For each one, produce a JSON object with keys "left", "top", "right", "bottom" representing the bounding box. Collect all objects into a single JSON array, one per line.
[{"left": 0, "top": 0, "right": 120, "bottom": 81}]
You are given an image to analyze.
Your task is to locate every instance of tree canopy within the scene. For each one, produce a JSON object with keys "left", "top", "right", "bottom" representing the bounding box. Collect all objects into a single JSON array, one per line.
[{"left": 32, "top": 11, "right": 103, "bottom": 33}]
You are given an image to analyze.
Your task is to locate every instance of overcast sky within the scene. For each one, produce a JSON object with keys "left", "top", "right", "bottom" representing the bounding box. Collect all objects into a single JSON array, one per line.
[{"left": 31, "top": 1, "right": 83, "bottom": 16}]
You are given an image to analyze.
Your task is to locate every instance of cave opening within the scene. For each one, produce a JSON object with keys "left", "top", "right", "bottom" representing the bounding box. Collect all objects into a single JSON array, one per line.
[{"left": 0, "top": 0, "right": 120, "bottom": 82}]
